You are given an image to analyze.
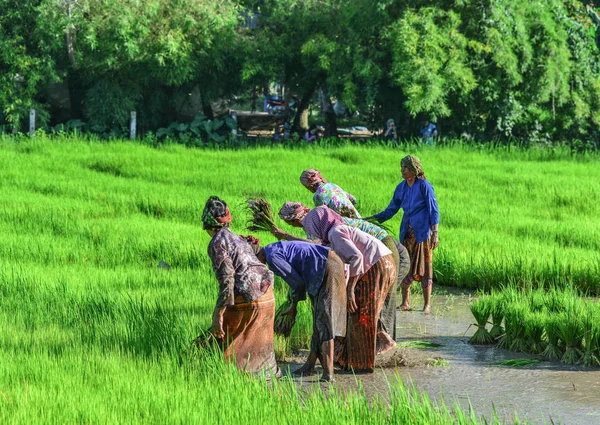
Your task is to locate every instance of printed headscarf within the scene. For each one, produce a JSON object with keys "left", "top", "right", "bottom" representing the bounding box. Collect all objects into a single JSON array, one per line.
[
  {"left": 201, "top": 196, "right": 232, "bottom": 230},
  {"left": 278, "top": 202, "right": 311, "bottom": 222},
  {"left": 301, "top": 206, "right": 344, "bottom": 244},
  {"left": 401, "top": 155, "right": 426, "bottom": 180},
  {"left": 300, "top": 169, "right": 328, "bottom": 188}
]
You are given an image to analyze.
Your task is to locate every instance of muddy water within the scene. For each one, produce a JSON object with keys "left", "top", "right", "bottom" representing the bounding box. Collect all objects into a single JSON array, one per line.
[{"left": 287, "top": 292, "right": 600, "bottom": 424}]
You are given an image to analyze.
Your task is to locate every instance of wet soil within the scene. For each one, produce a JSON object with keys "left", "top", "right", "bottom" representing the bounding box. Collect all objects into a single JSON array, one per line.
[{"left": 283, "top": 290, "right": 600, "bottom": 424}]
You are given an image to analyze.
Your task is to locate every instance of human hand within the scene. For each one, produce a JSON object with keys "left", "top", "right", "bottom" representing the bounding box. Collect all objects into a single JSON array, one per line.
[
  {"left": 211, "top": 315, "right": 225, "bottom": 339},
  {"left": 431, "top": 231, "right": 439, "bottom": 250},
  {"left": 347, "top": 287, "right": 357, "bottom": 313},
  {"left": 271, "top": 227, "right": 288, "bottom": 240},
  {"left": 280, "top": 303, "right": 298, "bottom": 321}
]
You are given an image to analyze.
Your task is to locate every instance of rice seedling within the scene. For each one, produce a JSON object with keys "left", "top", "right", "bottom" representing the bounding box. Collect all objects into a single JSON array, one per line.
[
  {"left": 541, "top": 314, "right": 565, "bottom": 361},
  {"left": 492, "top": 359, "right": 541, "bottom": 367},
  {"left": 398, "top": 340, "right": 443, "bottom": 349},
  {"left": 524, "top": 312, "right": 547, "bottom": 355},
  {"left": 468, "top": 297, "right": 495, "bottom": 345},
  {"left": 245, "top": 197, "right": 277, "bottom": 232},
  {"left": 582, "top": 308, "right": 600, "bottom": 367},
  {"left": 489, "top": 295, "right": 505, "bottom": 340},
  {"left": 274, "top": 295, "right": 295, "bottom": 337},
  {"left": 556, "top": 301, "right": 585, "bottom": 365},
  {"left": 499, "top": 303, "right": 529, "bottom": 353}
]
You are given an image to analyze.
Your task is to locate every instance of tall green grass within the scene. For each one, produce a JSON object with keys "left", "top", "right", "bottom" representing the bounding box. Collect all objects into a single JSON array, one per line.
[{"left": 2, "top": 135, "right": 598, "bottom": 422}]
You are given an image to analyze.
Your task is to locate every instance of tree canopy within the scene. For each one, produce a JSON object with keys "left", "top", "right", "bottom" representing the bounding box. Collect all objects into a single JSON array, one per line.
[{"left": 2, "top": 0, "right": 600, "bottom": 144}]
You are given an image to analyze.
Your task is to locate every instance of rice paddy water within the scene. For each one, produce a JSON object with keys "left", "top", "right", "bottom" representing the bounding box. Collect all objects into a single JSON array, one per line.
[{"left": 1, "top": 136, "right": 599, "bottom": 423}]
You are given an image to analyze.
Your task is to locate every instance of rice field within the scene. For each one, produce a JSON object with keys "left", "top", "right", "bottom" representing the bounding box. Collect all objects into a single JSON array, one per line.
[{"left": 1, "top": 135, "right": 599, "bottom": 423}]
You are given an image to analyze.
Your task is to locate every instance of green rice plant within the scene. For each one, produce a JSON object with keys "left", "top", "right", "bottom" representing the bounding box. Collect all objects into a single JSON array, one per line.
[
  {"left": 398, "top": 340, "right": 443, "bottom": 349},
  {"left": 489, "top": 295, "right": 505, "bottom": 340},
  {"left": 524, "top": 312, "right": 547, "bottom": 355},
  {"left": 582, "top": 308, "right": 600, "bottom": 367},
  {"left": 541, "top": 314, "right": 565, "bottom": 361},
  {"left": 498, "top": 303, "right": 529, "bottom": 352},
  {"left": 556, "top": 300, "right": 585, "bottom": 365},
  {"left": 492, "top": 359, "right": 541, "bottom": 367},
  {"left": 468, "top": 297, "right": 495, "bottom": 345},
  {"left": 527, "top": 290, "right": 546, "bottom": 313},
  {"left": 274, "top": 291, "right": 295, "bottom": 337},
  {"left": 245, "top": 198, "right": 277, "bottom": 232}
]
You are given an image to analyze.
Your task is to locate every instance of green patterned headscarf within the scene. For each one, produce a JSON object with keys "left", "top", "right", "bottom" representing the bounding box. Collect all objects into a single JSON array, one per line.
[
  {"left": 401, "top": 155, "right": 426, "bottom": 179},
  {"left": 202, "top": 196, "right": 232, "bottom": 230}
]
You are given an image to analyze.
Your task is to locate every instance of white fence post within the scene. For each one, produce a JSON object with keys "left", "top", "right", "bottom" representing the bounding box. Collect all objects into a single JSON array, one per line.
[
  {"left": 29, "top": 109, "right": 36, "bottom": 136},
  {"left": 130, "top": 111, "right": 137, "bottom": 140},
  {"left": 231, "top": 111, "right": 237, "bottom": 137}
]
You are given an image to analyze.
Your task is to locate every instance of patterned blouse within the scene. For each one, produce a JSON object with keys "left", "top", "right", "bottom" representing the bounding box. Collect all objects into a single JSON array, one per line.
[
  {"left": 313, "top": 182, "right": 361, "bottom": 218},
  {"left": 208, "top": 228, "right": 274, "bottom": 308},
  {"left": 342, "top": 217, "right": 389, "bottom": 241}
]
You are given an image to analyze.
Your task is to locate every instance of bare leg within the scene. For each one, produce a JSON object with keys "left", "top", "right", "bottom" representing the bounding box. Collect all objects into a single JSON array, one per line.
[
  {"left": 399, "top": 285, "right": 411, "bottom": 311},
  {"left": 319, "top": 340, "right": 335, "bottom": 382},
  {"left": 423, "top": 279, "right": 432, "bottom": 314},
  {"left": 294, "top": 351, "right": 317, "bottom": 375},
  {"left": 376, "top": 331, "right": 397, "bottom": 355}
]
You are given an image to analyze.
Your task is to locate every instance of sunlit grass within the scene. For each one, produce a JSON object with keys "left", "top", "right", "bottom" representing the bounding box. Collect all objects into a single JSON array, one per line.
[{"left": 1, "top": 135, "right": 598, "bottom": 422}]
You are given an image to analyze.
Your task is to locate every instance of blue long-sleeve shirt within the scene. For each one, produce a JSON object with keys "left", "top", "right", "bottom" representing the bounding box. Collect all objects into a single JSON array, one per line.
[
  {"left": 263, "top": 241, "right": 330, "bottom": 303},
  {"left": 374, "top": 179, "right": 440, "bottom": 244}
]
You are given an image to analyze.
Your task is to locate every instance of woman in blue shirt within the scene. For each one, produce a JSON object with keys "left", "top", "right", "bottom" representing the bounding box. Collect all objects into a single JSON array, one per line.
[{"left": 366, "top": 155, "right": 439, "bottom": 314}]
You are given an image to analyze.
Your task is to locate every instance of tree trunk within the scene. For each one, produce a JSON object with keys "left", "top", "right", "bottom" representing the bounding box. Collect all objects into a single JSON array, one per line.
[
  {"left": 292, "top": 82, "right": 317, "bottom": 134},
  {"left": 319, "top": 82, "right": 337, "bottom": 138},
  {"left": 199, "top": 89, "right": 214, "bottom": 119}
]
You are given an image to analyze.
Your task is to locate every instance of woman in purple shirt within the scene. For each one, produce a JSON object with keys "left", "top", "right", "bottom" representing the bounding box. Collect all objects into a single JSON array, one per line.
[{"left": 367, "top": 155, "right": 440, "bottom": 314}]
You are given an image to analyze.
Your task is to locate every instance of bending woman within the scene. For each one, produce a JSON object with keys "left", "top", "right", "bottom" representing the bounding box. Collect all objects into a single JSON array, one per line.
[
  {"left": 300, "top": 169, "right": 361, "bottom": 218},
  {"left": 254, "top": 240, "right": 346, "bottom": 382},
  {"left": 275, "top": 202, "right": 410, "bottom": 342},
  {"left": 202, "top": 196, "right": 279, "bottom": 377},
  {"left": 367, "top": 155, "right": 440, "bottom": 314},
  {"left": 302, "top": 208, "right": 397, "bottom": 372}
]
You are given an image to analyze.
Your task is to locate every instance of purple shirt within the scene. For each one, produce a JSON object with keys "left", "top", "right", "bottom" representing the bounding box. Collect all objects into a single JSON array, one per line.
[
  {"left": 208, "top": 228, "right": 274, "bottom": 307},
  {"left": 263, "top": 241, "right": 330, "bottom": 303},
  {"left": 374, "top": 179, "right": 440, "bottom": 244}
]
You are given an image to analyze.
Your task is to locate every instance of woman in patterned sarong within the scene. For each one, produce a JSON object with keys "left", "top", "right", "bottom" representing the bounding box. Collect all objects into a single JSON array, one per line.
[
  {"left": 274, "top": 203, "right": 409, "bottom": 349},
  {"left": 301, "top": 208, "right": 397, "bottom": 372},
  {"left": 202, "top": 196, "right": 279, "bottom": 377}
]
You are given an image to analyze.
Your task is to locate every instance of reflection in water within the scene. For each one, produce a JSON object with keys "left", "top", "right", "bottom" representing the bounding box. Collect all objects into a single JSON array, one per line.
[{"left": 289, "top": 292, "right": 600, "bottom": 425}]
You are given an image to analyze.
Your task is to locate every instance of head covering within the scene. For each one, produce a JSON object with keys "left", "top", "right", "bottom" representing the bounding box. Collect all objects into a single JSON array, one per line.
[
  {"left": 201, "top": 196, "right": 232, "bottom": 230},
  {"left": 401, "top": 155, "right": 426, "bottom": 180},
  {"left": 386, "top": 118, "right": 394, "bottom": 127},
  {"left": 301, "top": 206, "right": 344, "bottom": 244},
  {"left": 300, "top": 169, "right": 328, "bottom": 188},
  {"left": 278, "top": 202, "right": 311, "bottom": 222}
]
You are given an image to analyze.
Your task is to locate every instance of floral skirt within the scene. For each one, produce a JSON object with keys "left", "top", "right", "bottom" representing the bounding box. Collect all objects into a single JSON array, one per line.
[{"left": 401, "top": 226, "right": 433, "bottom": 289}]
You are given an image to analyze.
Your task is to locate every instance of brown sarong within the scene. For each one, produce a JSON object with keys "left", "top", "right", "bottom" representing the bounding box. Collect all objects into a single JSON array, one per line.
[
  {"left": 221, "top": 287, "right": 279, "bottom": 378},
  {"left": 338, "top": 254, "right": 396, "bottom": 372},
  {"left": 310, "top": 250, "right": 347, "bottom": 356},
  {"left": 401, "top": 226, "right": 433, "bottom": 289}
]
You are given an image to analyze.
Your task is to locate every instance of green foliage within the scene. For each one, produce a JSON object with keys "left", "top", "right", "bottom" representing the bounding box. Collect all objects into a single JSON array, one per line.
[{"left": 155, "top": 114, "right": 236, "bottom": 144}]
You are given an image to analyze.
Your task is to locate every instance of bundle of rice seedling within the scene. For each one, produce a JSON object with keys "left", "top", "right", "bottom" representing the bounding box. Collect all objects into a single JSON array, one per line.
[
  {"left": 498, "top": 304, "right": 529, "bottom": 352},
  {"left": 582, "top": 309, "right": 600, "bottom": 367},
  {"left": 245, "top": 198, "right": 277, "bottom": 232},
  {"left": 541, "top": 314, "right": 564, "bottom": 361},
  {"left": 274, "top": 292, "right": 295, "bottom": 337},
  {"left": 557, "top": 302, "right": 584, "bottom": 365},
  {"left": 492, "top": 359, "right": 541, "bottom": 367},
  {"left": 525, "top": 312, "right": 547, "bottom": 355},
  {"left": 489, "top": 296, "right": 505, "bottom": 340},
  {"left": 468, "top": 297, "right": 494, "bottom": 345}
]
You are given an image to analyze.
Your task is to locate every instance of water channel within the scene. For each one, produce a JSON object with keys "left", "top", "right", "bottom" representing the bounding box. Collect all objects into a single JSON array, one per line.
[{"left": 287, "top": 290, "right": 600, "bottom": 424}]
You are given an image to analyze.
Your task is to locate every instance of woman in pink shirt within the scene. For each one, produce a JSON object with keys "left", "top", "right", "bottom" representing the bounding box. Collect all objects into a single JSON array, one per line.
[{"left": 301, "top": 207, "right": 397, "bottom": 372}]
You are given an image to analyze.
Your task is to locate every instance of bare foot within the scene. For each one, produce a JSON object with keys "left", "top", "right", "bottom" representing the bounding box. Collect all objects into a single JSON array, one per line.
[
  {"left": 293, "top": 362, "right": 316, "bottom": 376},
  {"left": 398, "top": 304, "right": 412, "bottom": 311},
  {"left": 376, "top": 331, "right": 397, "bottom": 355},
  {"left": 423, "top": 304, "right": 431, "bottom": 314},
  {"left": 319, "top": 374, "right": 335, "bottom": 383}
]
